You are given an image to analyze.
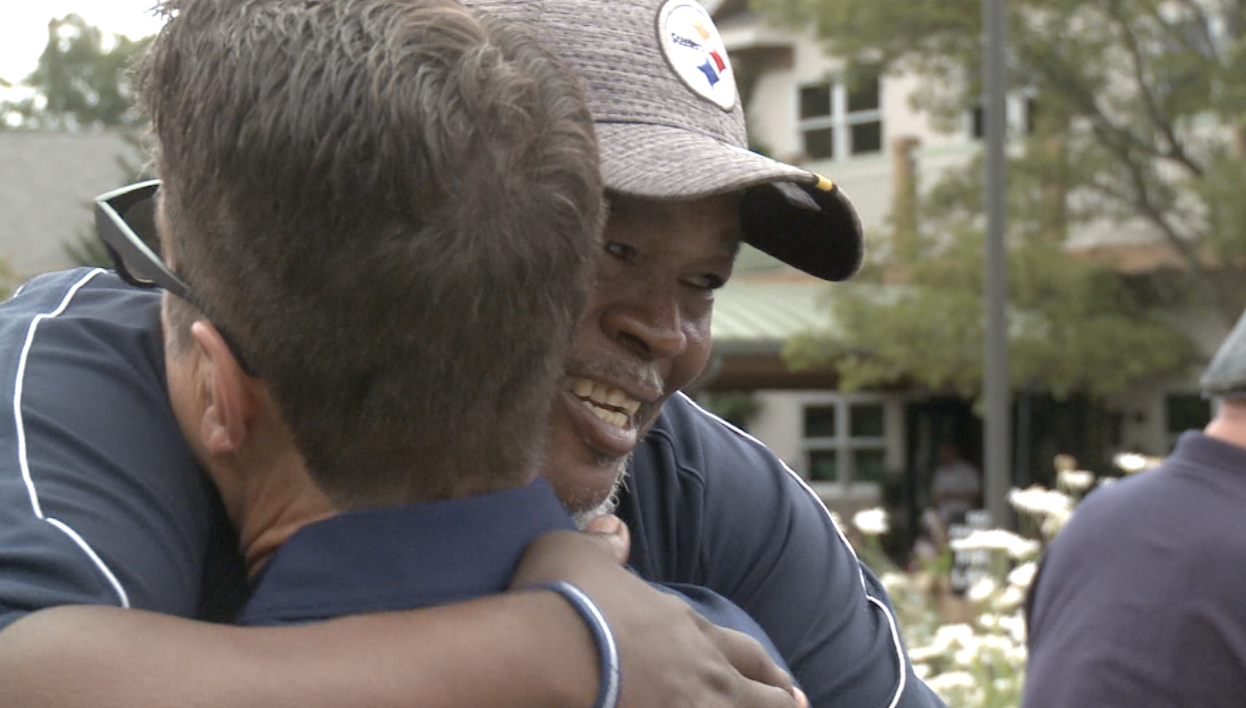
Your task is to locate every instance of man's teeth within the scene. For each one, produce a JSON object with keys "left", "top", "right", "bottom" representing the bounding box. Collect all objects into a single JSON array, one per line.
[
  {"left": 581, "top": 400, "right": 630, "bottom": 428},
  {"left": 565, "top": 376, "right": 642, "bottom": 429}
]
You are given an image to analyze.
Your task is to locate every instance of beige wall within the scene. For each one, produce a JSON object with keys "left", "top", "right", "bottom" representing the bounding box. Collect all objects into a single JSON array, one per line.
[{"left": 0, "top": 131, "right": 136, "bottom": 279}]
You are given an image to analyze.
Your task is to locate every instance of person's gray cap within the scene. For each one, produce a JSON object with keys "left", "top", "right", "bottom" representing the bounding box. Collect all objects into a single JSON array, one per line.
[
  {"left": 1201, "top": 308, "right": 1246, "bottom": 398},
  {"left": 469, "top": 0, "right": 864, "bottom": 282}
]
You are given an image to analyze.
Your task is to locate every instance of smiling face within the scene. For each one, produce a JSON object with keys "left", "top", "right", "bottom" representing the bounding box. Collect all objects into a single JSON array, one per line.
[{"left": 545, "top": 193, "right": 742, "bottom": 517}]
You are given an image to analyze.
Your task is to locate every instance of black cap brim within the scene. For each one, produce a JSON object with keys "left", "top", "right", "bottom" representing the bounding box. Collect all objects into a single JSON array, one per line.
[{"left": 741, "top": 181, "right": 864, "bottom": 282}]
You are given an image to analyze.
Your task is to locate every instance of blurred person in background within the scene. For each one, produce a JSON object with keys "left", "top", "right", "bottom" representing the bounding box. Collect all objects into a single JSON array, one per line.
[{"left": 1024, "top": 304, "right": 1246, "bottom": 707}]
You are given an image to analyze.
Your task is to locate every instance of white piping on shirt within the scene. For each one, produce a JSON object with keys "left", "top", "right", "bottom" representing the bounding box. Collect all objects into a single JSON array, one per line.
[
  {"left": 676, "top": 390, "right": 907, "bottom": 708},
  {"left": 12, "top": 268, "right": 131, "bottom": 609}
]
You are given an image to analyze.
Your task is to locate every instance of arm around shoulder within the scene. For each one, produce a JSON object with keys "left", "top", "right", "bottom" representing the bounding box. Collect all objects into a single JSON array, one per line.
[
  {"left": 1, "top": 528, "right": 806, "bottom": 708},
  {"left": 0, "top": 597, "right": 598, "bottom": 708}
]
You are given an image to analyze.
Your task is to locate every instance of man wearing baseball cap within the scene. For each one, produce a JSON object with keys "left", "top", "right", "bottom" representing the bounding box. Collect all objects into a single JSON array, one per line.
[
  {"left": 490, "top": 0, "right": 863, "bottom": 282},
  {"left": 0, "top": 1, "right": 941, "bottom": 707},
  {"left": 1023, "top": 306, "right": 1246, "bottom": 707}
]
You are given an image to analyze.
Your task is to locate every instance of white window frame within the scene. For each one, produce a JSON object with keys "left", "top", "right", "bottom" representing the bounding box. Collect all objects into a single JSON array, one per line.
[
  {"left": 799, "top": 393, "right": 890, "bottom": 499},
  {"left": 968, "top": 88, "right": 1038, "bottom": 140},
  {"left": 796, "top": 74, "right": 883, "bottom": 161}
]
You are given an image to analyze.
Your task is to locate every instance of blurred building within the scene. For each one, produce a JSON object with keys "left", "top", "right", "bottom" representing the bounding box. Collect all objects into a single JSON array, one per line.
[
  {"left": 0, "top": 130, "right": 135, "bottom": 278},
  {"left": 694, "top": 0, "right": 1224, "bottom": 533}
]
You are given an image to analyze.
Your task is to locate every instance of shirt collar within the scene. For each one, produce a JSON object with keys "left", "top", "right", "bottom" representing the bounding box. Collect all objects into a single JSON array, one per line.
[{"left": 238, "top": 478, "right": 575, "bottom": 625}]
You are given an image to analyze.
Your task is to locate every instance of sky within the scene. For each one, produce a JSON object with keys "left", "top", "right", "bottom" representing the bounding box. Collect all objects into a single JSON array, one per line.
[{"left": 1, "top": 1, "right": 165, "bottom": 85}]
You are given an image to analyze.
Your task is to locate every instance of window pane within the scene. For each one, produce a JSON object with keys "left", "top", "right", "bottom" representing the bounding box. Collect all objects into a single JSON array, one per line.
[
  {"left": 799, "top": 84, "right": 831, "bottom": 119},
  {"left": 850, "top": 403, "right": 884, "bottom": 437},
  {"left": 1024, "top": 95, "right": 1038, "bottom": 135},
  {"left": 804, "top": 405, "right": 836, "bottom": 438},
  {"left": 850, "top": 121, "right": 882, "bottom": 155},
  {"left": 1166, "top": 393, "right": 1210, "bottom": 435},
  {"left": 846, "top": 74, "right": 880, "bottom": 112},
  {"left": 852, "top": 449, "right": 886, "bottom": 485},
  {"left": 809, "top": 449, "right": 838, "bottom": 482},
  {"left": 803, "top": 127, "right": 834, "bottom": 160}
]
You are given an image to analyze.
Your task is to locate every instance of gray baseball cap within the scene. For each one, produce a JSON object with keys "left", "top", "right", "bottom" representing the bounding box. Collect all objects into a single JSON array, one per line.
[
  {"left": 470, "top": 0, "right": 864, "bottom": 282},
  {"left": 1201, "top": 308, "right": 1246, "bottom": 398}
]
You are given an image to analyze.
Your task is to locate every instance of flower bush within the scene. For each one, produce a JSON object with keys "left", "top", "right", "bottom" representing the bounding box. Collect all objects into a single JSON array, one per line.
[{"left": 850, "top": 454, "right": 1154, "bottom": 707}]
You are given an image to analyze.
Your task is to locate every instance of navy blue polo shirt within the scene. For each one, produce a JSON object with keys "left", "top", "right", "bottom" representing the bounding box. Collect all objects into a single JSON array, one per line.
[
  {"left": 237, "top": 478, "right": 790, "bottom": 676},
  {"left": 0, "top": 269, "right": 245, "bottom": 624},
  {"left": 1024, "top": 431, "right": 1246, "bottom": 707},
  {"left": 238, "top": 482, "right": 576, "bottom": 624}
]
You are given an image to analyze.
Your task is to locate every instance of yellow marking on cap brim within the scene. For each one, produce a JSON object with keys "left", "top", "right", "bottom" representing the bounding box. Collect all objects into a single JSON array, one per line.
[{"left": 813, "top": 174, "right": 835, "bottom": 192}]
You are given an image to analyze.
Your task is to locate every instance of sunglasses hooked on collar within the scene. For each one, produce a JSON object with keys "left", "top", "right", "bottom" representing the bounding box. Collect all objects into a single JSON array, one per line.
[{"left": 95, "top": 180, "right": 257, "bottom": 376}]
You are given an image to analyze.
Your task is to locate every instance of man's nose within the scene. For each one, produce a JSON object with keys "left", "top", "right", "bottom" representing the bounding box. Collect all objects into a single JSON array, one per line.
[{"left": 603, "top": 288, "right": 687, "bottom": 361}]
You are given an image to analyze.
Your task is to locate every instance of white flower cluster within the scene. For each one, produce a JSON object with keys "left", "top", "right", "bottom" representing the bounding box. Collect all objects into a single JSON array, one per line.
[
  {"left": 950, "top": 528, "right": 1041, "bottom": 561},
  {"left": 908, "top": 613, "right": 1027, "bottom": 706},
  {"left": 1057, "top": 468, "right": 1095, "bottom": 492},
  {"left": 1113, "top": 451, "right": 1163, "bottom": 474},
  {"left": 852, "top": 506, "right": 889, "bottom": 536},
  {"left": 1009, "top": 485, "right": 1075, "bottom": 537},
  {"left": 889, "top": 484, "right": 1080, "bottom": 706}
]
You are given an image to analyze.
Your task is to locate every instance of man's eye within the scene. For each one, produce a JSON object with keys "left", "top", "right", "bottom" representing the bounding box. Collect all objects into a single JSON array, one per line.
[
  {"left": 604, "top": 241, "right": 637, "bottom": 262},
  {"left": 688, "top": 274, "right": 726, "bottom": 292}
]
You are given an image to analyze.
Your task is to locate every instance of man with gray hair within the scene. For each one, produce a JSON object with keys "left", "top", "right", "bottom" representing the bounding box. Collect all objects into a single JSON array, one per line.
[{"left": 1023, "top": 309, "right": 1246, "bottom": 707}]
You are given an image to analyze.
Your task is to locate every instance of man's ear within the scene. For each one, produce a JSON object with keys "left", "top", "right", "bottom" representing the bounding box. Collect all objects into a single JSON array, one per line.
[{"left": 188, "top": 320, "right": 257, "bottom": 455}]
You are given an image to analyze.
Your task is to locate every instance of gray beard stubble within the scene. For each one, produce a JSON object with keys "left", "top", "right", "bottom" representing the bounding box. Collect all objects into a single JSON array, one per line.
[{"left": 570, "top": 453, "right": 631, "bottom": 529}]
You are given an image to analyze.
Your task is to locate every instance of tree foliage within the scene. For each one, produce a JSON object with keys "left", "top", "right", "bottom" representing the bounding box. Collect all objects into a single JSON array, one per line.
[
  {"left": 785, "top": 222, "right": 1199, "bottom": 401},
  {"left": 1, "top": 14, "right": 151, "bottom": 130},
  {"left": 784, "top": 147, "right": 1202, "bottom": 400},
  {"left": 760, "top": 0, "right": 1242, "bottom": 399}
]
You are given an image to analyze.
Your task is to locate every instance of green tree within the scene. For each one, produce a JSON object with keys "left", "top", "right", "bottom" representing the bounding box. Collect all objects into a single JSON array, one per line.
[
  {"left": 758, "top": 0, "right": 1242, "bottom": 399},
  {"left": 785, "top": 220, "right": 1199, "bottom": 401},
  {"left": 1, "top": 14, "right": 152, "bottom": 130}
]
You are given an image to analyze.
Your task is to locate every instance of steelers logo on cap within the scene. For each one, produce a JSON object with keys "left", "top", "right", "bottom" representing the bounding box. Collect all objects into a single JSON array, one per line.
[{"left": 656, "top": 0, "right": 736, "bottom": 111}]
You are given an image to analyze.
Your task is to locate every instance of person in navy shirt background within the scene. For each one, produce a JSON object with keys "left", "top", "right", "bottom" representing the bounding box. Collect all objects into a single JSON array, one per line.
[{"left": 1024, "top": 304, "right": 1246, "bottom": 707}]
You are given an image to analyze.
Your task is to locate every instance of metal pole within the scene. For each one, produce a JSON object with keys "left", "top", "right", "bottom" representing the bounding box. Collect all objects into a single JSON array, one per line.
[{"left": 983, "top": 0, "right": 1012, "bottom": 527}]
